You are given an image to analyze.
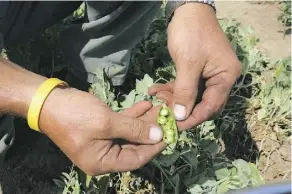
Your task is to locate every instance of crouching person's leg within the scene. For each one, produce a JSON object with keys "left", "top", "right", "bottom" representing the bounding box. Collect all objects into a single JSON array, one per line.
[
  {"left": 0, "top": 115, "right": 15, "bottom": 168},
  {"left": 62, "top": 1, "right": 162, "bottom": 89}
]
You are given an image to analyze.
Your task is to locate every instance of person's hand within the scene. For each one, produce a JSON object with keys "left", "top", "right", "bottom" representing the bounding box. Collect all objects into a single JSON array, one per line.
[
  {"left": 148, "top": 3, "right": 242, "bottom": 130},
  {"left": 38, "top": 87, "right": 165, "bottom": 175}
]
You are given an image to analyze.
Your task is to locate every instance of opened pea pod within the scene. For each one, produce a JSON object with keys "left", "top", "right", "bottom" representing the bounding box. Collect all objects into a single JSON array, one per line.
[{"left": 157, "top": 105, "right": 178, "bottom": 153}]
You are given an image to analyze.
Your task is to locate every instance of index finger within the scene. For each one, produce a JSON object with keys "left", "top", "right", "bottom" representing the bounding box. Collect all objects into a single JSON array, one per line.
[
  {"left": 120, "top": 101, "right": 152, "bottom": 117},
  {"left": 177, "top": 85, "right": 228, "bottom": 130}
]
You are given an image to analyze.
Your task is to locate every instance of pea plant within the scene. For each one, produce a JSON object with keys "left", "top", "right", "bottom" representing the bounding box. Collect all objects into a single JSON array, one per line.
[
  {"left": 52, "top": 5, "right": 290, "bottom": 194},
  {"left": 83, "top": 67, "right": 265, "bottom": 194},
  {"left": 56, "top": 59, "right": 266, "bottom": 194},
  {"left": 278, "top": 1, "right": 291, "bottom": 27}
]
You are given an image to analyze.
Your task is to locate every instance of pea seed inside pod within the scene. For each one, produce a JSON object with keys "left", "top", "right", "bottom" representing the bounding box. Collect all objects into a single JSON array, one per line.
[
  {"left": 160, "top": 108, "right": 169, "bottom": 116},
  {"left": 166, "top": 130, "right": 174, "bottom": 137},
  {"left": 157, "top": 105, "right": 178, "bottom": 146},
  {"left": 158, "top": 116, "right": 167, "bottom": 125}
]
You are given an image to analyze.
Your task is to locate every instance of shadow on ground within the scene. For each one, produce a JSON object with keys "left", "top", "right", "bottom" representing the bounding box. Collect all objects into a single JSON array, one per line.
[
  {"left": 215, "top": 73, "right": 260, "bottom": 163},
  {"left": 0, "top": 118, "right": 70, "bottom": 194}
]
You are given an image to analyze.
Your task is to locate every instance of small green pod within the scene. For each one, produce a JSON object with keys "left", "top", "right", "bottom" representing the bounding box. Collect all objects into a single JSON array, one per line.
[
  {"left": 157, "top": 104, "right": 178, "bottom": 148},
  {"left": 165, "top": 121, "right": 172, "bottom": 129},
  {"left": 165, "top": 130, "right": 174, "bottom": 137},
  {"left": 165, "top": 135, "right": 175, "bottom": 144}
]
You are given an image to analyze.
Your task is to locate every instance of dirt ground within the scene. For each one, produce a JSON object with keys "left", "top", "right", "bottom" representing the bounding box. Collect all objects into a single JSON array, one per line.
[
  {"left": 217, "top": 1, "right": 291, "bottom": 183},
  {"left": 216, "top": 1, "right": 291, "bottom": 62}
]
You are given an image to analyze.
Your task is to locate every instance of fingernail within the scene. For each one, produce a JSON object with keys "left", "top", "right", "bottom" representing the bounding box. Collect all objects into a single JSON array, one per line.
[
  {"left": 174, "top": 104, "right": 186, "bottom": 120},
  {"left": 149, "top": 126, "right": 163, "bottom": 142}
]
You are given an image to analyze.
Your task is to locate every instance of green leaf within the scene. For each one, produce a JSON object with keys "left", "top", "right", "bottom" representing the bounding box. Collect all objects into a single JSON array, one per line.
[
  {"left": 155, "top": 152, "right": 180, "bottom": 167},
  {"left": 178, "top": 131, "right": 192, "bottom": 148},
  {"left": 85, "top": 175, "right": 92, "bottom": 188},
  {"left": 135, "top": 74, "right": 154, "bottom": 94},
  {"left": 248, "top": 163, "right": 265, "bottom": 186},
  {"left": 182, "top": 148, "right": 198, "bottom": 170},
  {"left": 152, "top": 97, "right": 164, "bottom": 107},
  {"left": 217, "top": 180, "right": 230, "bottom": 194},
  {"left": 120, "top": 90, "right": 136, "bottom": 109},
  {"left": 62, "top": 172, "right": 71, "bottom": 181},
  {"left": 53, "top": 179, "right": 65, "bottom": 188},
  {"left": 232, "top": 159, "right": 251, "bottom": 175},
  {"left": 91, "top": 83, "right": 107, "bottom": 102},
  {"left": 215, "top": 168, "right": 230, "bottom": 180},
  {"left": 134, "top": 93, "right": 145, "bottom": 103},
  {"left": 188, "top": 185, "right": 204, "bottom": 194},
  {"left": 229, "top": 167, "right": 238, "bottom": 176},
  {"left": 202, "top": 141, "right": 220, "bottom": 157},
  {"left": 275, "top": 62, "right": 284, "bottom": 79},
  {"left": 228, "top": 178, "right": 246, "bottom": 189},
  {"left": 241, "top": 56, "right": 249, "bottom": 74},
  {"left": 231, "top": 39, "right": 238, "bottom": 52},
  {"left": 274, "top": 96, "right": 281, "bottom": 106},
  {"left": 201, "top": 178, "right": 217, "bottom": 189}
]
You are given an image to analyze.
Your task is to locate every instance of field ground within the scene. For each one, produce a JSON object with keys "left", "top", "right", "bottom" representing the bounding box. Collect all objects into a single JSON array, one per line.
[
  {"left": 216, "top": 1, "right": 291, "bottom": 62},
  {"left": 0, "top": 1, "right": 291, "bottom": 194},
  {"left": 217, "top": 1, "right": 291, "bottom": 183}
]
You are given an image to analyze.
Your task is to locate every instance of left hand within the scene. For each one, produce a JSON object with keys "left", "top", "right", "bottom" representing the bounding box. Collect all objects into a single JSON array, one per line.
[{"left": 148, "top": 3, "right": 242, "bottom": 130}]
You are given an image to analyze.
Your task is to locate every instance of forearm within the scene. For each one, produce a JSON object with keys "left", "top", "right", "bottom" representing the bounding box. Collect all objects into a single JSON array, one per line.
[{"left": 0, "top": 57, "right": 46, "bottom": 118}]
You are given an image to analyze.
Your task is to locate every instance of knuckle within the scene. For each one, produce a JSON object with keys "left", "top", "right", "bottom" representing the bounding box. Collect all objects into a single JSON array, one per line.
[
  {"left": 205, "top": 101, "right": 221, "bottom": 114},
  {"left": 174, "top": 87, "right": 196, "bottom": 102},
  {"left": 131, "top": 120, "right": 144, "bottom": 141},
  {"left": 136, "top": 155, "right": 147, "bottom": 169}
]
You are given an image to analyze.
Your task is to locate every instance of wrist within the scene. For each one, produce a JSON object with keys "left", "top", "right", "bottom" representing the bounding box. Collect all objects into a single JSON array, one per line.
[
  {"left": 38, "top": 86, "right": 73, "bottom": 134},
  {"left": 172, "top": 3, "right": 216, "bottom": 22},
  {"left": 166, "top": 0, "right": 216, "bottom": 24},
  {"left": 167, "top": 2, "right": 222, "bottom": 40}
]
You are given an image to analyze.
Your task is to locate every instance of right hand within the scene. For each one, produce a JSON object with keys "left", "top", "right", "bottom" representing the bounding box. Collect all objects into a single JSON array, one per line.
[{"left": 38, "top": 87, "right": 165, "bottom": 175}]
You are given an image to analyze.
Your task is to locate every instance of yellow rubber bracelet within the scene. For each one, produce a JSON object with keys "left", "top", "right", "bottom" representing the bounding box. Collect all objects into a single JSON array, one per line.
[{"left": 27, "top": 78, "right": 68, "bottom": 132}]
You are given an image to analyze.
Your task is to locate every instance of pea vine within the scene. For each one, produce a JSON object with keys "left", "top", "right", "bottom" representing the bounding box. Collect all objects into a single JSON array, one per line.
[{"left": 53, "top": 7, "right": 281, "bottom": 193}]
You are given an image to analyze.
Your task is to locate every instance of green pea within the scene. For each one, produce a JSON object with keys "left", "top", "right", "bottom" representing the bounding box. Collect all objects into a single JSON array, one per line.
[
  {"left": 158, "top": 116, "right": 167, "bottom": 125},
  {"left": 165, "top": 121, "right": 172, "bottom": 129},
  {"left": 166, "top": 130, "right": 174, "bottom": 137},
  {"left": 157, "top": 104, "right": 178, "bottom": 147},
  {"left": 160, "top": 108, "right": 169, "bottom": 116}
]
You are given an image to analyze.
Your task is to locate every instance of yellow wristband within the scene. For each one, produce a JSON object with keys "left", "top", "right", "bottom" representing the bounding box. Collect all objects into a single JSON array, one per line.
[{"left": 27, "top": 78, "right": 68, "bottom": 132}]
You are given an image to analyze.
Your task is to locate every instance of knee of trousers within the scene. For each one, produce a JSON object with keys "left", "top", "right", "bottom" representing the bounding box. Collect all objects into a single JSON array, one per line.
[
  {"left": 60, "top": 1, "right": 162, "bottom": 86},
  {"left": 0, "top": 115, "right": 15, "bottom": 160}
]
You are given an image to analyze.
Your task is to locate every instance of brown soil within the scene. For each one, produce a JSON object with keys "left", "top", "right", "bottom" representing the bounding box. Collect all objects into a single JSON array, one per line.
[
  {"left": 216, "top": 1, "right": 291, "bottom": 62},
  {"left": 217, "top": 1, "right": 291, "bottom": 182}
]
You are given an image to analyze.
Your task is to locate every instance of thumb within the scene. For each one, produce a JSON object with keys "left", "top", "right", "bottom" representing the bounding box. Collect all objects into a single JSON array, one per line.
[
  {"left": 108, "top": 113, "right": 163, "bottom": 144},
  {"left": 172, "top": 62, "right": 202, "bottom": 121}
]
